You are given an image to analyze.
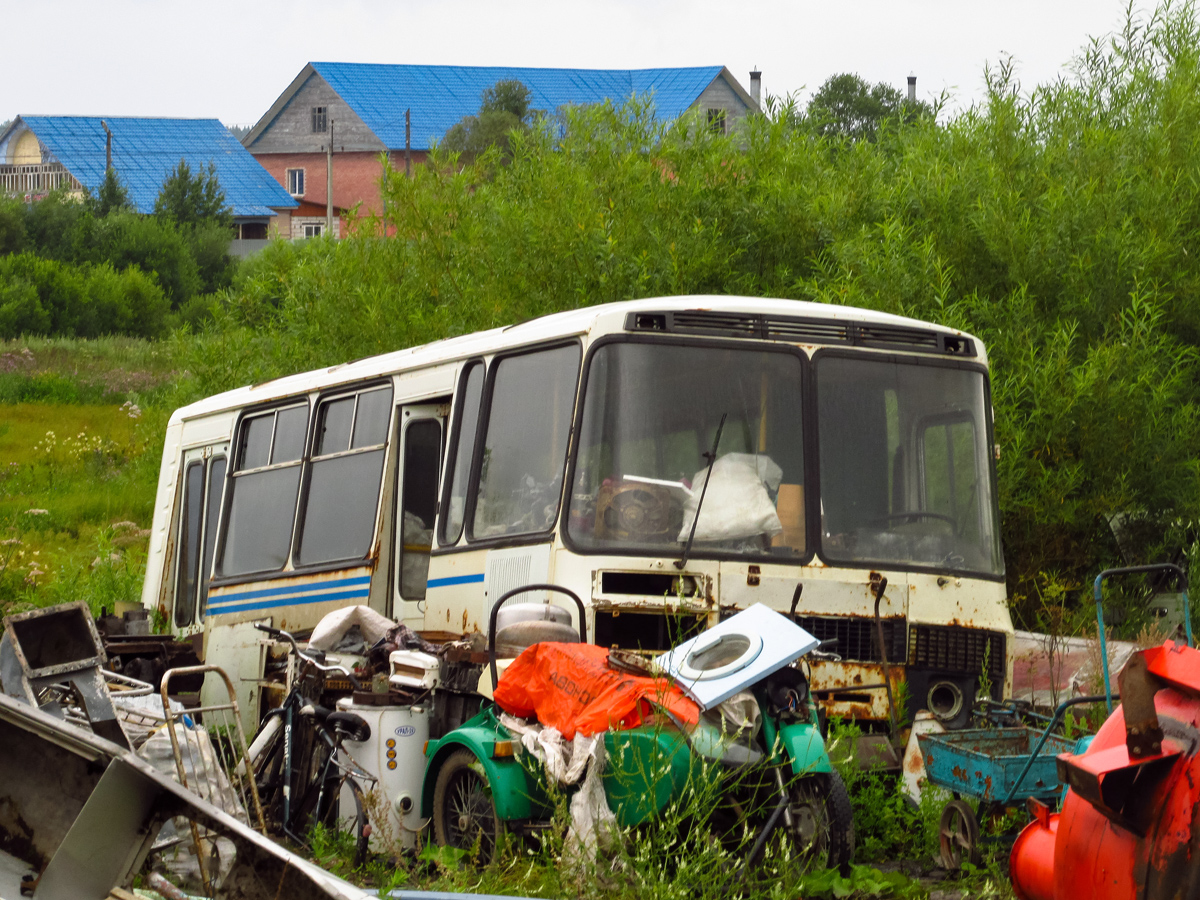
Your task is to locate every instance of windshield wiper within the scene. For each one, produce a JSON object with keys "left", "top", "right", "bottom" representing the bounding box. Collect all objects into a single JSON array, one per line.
[{"left": 676, "top": 412, "right": 726, "bottom": 570}]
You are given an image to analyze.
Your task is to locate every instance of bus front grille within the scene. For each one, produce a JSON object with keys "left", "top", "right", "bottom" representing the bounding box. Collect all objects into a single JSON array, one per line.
[
  {"left": 907, "top": 625, "right": 1006, "bottom": 682},
  {"left": 792, "top": 615, "right": 907, "bottom": 664}
]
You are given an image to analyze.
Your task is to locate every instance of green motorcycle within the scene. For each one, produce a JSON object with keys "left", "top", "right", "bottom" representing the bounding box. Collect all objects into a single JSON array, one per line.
[{"left": 419, "top": 586, "right": 854, "bottom": 871}]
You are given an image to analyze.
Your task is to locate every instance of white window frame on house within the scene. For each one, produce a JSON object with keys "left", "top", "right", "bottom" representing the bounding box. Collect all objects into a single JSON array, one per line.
[
  {"left": 707, "top": 108, "right": 727, "bottom": 135},
  {"left": 303, "top": 223, "right": 323, "bottom": 239},
  {"left": 312, "top": 107, "right": 327, "bottom": 133},
  {"left": 286, "top": 168, "right": 305, "bottom": 196}
]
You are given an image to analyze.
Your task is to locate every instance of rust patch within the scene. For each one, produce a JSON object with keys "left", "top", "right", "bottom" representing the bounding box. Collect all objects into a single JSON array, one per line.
[
  {"left": 904, "top": 749, "right": 925, "bottom": 774},
  {"left": 952, "top": 765, "right": 968, "bottom": 781},
  {"left": 462, "top": 609, "right": 470, "bottom": 631}
]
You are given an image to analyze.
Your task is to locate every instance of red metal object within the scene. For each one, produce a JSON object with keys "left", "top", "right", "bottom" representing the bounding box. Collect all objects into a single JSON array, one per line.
[
  {"left": 1009, "top": 641, "right": 1200, "bottom": 900},
  {"left": 1010, "top": 800, "right": 1057, "bottom": 900}
]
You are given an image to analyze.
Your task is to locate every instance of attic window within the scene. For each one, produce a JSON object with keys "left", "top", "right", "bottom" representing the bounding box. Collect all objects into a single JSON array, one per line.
[
  {"left": 707, "top": 109, "right": 727, "bottom": 135},
  {"left": 311, "top": 107, "right": 327, "bottom": 133},
  {"left": 286, "top": 168, "right": 305, "bottom": 196}
]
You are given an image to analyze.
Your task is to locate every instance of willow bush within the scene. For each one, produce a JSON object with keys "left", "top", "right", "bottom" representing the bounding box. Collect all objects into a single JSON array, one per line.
[{"left": 179, "top": 1, "right": 1200, "bottom": 627}]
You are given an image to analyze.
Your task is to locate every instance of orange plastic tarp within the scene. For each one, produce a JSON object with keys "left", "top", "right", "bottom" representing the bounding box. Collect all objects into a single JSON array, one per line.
[{"left": 492, "top": 642, "right": 700, "bottom": 739}]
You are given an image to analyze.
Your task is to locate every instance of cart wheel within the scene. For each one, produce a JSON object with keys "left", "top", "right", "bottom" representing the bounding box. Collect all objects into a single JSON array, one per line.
[
  {"left": 432, "top": 750, "right": 505, "bottom": 862},
  {"left": 938, "top": 799, "right": 981, "bottom": 869}
]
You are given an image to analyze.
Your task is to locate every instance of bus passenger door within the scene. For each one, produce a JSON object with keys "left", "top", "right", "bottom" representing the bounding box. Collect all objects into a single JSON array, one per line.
[
  {"left": 392, "top": 404, "right": 446, "bottom": 625},
  {"left": 171, "top": 444, "right": 228, "bottom": 636}
]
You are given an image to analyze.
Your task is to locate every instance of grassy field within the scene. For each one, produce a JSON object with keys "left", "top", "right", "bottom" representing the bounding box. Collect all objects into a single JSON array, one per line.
[{"left": 0, "top": 338, "right": 169, "bottom": 617}]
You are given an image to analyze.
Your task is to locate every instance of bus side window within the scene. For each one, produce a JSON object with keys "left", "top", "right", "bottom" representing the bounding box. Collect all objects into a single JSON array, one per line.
[
  {"left": 198, "top": 456, "right": 226, "bottom": 619},
  {"left": 296, "top": 384, "right": 393, "bottom": 567},
  {"left": 440, "top": 362, "right": 484, "bottom": 546},
  {"left": 471, "top": 343, "right": 580, "bottom": 539},
  {"left": 398, "top": 418, "right": 442, "bottom": 602},
  {"left": 174, "top": 461, "right": 206, "bottom": 628},
  {"left": 220, "top": 403, "right": 308, "bottom": 576}
]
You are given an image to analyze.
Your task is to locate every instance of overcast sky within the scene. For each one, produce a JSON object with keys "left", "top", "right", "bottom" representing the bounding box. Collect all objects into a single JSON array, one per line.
[{"left": 2, "top": 0, "right": 1155, "bottom": 128}]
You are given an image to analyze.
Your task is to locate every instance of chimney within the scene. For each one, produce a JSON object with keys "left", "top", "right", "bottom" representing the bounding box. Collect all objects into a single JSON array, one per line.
[
  {"left": 750, "top": 68, "right": 762, "bottom": 108},
  {"left": 907, "top": 72, "right": 917, "bottom": 103}
]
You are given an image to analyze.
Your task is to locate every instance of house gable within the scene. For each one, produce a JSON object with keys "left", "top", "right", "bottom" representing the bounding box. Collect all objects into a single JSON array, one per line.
[
  {"left": 691, "top": 66, "right": 759, "bottom": 133},
  {"left": 244, "top": 66, "right": 384, "bottom": 155}
]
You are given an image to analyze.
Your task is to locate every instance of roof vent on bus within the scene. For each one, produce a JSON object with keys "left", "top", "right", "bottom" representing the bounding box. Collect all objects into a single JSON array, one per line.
[
  {"left": 622, "top": 309, "right": 976, "bottom": 357},
  {"left": 938, "top": 335, "right": 975, "bottom": 356},
  {"left": 631, "top": 313, "right": 666, "bottom": 331}
]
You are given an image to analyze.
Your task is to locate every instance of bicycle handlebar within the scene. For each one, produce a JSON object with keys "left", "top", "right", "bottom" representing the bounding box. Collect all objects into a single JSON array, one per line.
[{"left": 255, "top": 623, "right": 362, "bottom": 690}]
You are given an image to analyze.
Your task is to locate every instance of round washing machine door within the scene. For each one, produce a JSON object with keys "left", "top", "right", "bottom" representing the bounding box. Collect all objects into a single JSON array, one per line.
[{"left": 676, "top": 630, "right": 764, "bottom": 681}]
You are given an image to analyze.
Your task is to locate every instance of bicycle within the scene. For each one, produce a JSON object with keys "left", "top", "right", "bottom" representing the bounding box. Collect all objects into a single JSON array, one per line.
[{"left": 247, "top": 624, "right": 376, "bottom": 867}]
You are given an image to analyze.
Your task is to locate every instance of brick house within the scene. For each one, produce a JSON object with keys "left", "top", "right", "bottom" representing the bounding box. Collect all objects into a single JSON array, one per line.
[
  {"left": 243, "top": 63, "right": 759, "bottom": 239},
  {"left": 0, "top": 116, "right": 297, "bottom": 253}
]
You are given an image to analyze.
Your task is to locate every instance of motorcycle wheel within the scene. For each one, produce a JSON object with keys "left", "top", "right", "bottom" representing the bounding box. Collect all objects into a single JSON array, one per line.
[
  {"left": 787, "top": 771, "right": 855, "bottom": 872},
  {"left": 432, "top": 750, "right": 505, "bottom": 862}
]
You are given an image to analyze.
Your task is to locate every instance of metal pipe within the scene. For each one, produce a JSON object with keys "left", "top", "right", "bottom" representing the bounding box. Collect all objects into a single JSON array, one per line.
[{"left": 872, "top": 576, "right": 899, "bottom": 739}]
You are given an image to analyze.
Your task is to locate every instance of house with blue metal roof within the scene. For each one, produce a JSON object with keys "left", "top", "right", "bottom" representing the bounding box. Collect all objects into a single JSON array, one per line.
[
  {"left": 0, "top": 116, "right": 298, "bottom": 248},
  {"left": 243, "top": 62, "right": 760, "bottom": 239}
]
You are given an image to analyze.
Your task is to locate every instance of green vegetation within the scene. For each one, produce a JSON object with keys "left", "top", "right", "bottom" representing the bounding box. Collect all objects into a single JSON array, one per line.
[
  {"left": 0, "top": 340, "right": 171, "bottom": 617},
  {"left": 0, "top": 163, "right": 238, "bottom": 339},
  {"left": 802, "top": 73, "right": 935, "bottom": 141},
  {"left": 442, "top": 79, "right": 538, "bottom": 160}
]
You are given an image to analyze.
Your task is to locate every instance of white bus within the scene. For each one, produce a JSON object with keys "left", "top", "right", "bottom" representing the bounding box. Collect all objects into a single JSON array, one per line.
[{"left": 142, "top": 295, "right": 1012, "bottom": 732}]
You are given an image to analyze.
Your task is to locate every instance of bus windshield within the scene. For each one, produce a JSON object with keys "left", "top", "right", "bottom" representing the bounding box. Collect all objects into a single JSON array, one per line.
[
  {"left": 567, "top": 341, "right": 807, "bottom": 558},
  {"left": 816, "top": 354, "right": 1003, "bottom": 577},
  {"left": 566, "top": 339, "right": 1002, "bottom": 578}
]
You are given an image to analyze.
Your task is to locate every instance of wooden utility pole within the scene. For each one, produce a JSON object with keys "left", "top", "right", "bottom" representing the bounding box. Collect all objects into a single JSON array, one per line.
[
  {"left": 101, "top": 120, "right": 112, "bottom": 170},
  {"left": 326, "top": 119, "right": 334, "bottom": 237},
  {"left": 405, "top": 109, "right": 411, "bottom": 178}
]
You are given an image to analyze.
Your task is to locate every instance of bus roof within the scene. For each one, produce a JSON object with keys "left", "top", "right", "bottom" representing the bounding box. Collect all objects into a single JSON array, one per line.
[{"left": 171, "top": 295, "right": 983, "bottom": 424}]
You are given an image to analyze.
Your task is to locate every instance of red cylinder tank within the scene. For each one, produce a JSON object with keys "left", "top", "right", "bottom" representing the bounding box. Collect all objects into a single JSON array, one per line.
[{"left": 1009, "top": 641, "right": 1200, "bottom": 900}]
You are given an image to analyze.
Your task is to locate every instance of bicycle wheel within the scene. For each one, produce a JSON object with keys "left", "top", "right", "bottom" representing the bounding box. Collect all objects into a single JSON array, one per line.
[{"left": 337, "top": 776, "right": 370, "bottom": 868}]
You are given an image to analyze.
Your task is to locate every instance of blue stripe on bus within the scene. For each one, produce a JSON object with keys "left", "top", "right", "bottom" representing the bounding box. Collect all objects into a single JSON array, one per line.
[
  {"left": 426, "top": 573, "right": 485, "bottom": 588},
  {"left": 207, "top": 575, "right": 373, "bottom": 607},
  {"left": 208, "top": 587, "right": 371, "bottom": 616}
]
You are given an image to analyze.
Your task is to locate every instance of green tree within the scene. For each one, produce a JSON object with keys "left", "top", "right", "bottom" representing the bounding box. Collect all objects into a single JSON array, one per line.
[
  {"left": 0, "top": 194, "right": 27, "bottom": 255},
  {"left": 22, "top": 191, "right": 88, "bottom": 261},
  {"left": 441, "top": 80, "right": 535, "bottom": 158},
  {"left": 154, "top": 159, "right": 233, "bottom": 229},
  {"left": 91, "top": 167, "right": 131, "bottom": 217},
  {"left": 806, "top": 73, "right": 930, "bottom": 140}
]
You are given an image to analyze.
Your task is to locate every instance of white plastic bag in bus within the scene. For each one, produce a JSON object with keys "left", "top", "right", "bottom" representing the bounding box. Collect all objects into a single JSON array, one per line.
[{"left": 678, "top": 453, "right": 784, "bottom": 543}]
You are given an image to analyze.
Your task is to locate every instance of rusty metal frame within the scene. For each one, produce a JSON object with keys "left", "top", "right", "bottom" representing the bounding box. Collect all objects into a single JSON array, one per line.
[{"left": 160, "top": 664, "right": 267, "bottom": 894}]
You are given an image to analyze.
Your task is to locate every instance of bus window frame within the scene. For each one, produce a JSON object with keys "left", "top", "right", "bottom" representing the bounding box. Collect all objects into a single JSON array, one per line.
[
  {"left": 212, "top": 378, "right": 398, "bottom": 588},
  {"left": 437, "top": 359, "right": 486, "bottom": 549},
  {"left": 463, "top": 339, "right": 582, "bottom": 546},
  {"left": 197, "top": 453, "right": 226, "bottom": 620},
  {"left": 393, "top": 408, "right": 447, "bottom": 610},
  {"left": 809, "top": 346, "right": 1005, "bottom": 582},
  {"left": 559, "top": 332, "right": 816, "bottom": 567},
  {"left": 292, "top": 380, "right": 395, "bottom": 569},
  {"left": 173, "top": 458, "right": 207, "bottom": 629}
]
